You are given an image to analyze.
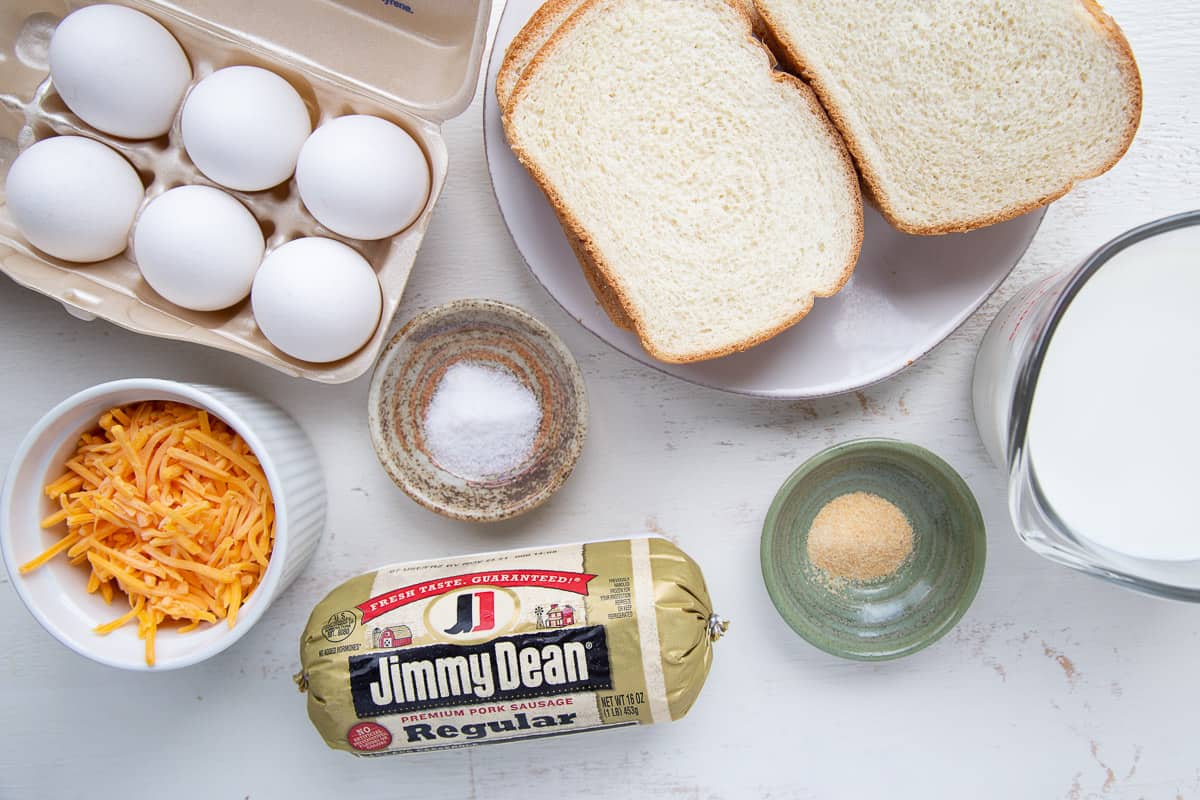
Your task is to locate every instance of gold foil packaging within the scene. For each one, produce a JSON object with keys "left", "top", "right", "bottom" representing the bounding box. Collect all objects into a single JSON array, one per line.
[{"left": 297, "top": 537, "right": 726, "bottom": 755}]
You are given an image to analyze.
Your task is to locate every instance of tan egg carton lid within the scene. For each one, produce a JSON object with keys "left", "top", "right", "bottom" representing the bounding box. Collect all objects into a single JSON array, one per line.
[{"left": 0, "top": 0, "right": 492, "bottom": 383}]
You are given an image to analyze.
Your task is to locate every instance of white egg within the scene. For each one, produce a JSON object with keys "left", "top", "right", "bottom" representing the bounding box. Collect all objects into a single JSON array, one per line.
[
  {"left": 49, "top": 5, "right": 191, "bottom": 139},
  {"left": 295, "top": 115, "right": 431, "bottom": 240},
  {"left": 5, "top": 136, "right": 144, "bottom": 263},
  {"left": 133, "top": 186, "right": 265, "bottom": 311},
  {"left": 251, "top": 238, "right": 381, "bottom": 362},
  {"left": 182, "top": 66, "right": 312, "bottom": 191}
]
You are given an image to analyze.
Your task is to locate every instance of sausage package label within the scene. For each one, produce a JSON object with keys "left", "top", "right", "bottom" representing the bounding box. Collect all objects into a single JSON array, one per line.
[{"left": 298, "top": 537, "right": 722, "bottom": 755}]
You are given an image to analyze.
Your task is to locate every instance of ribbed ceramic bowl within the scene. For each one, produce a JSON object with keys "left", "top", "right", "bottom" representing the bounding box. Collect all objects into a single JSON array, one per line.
[
  {"left": 368, "top": 299, "right": 588, "bottom": 522},
  {"left": 761, "top": 439, "right": 985, "bottom": 661},
  {"left": 0, "top": 379, "right": 326, "bottom": 670}
]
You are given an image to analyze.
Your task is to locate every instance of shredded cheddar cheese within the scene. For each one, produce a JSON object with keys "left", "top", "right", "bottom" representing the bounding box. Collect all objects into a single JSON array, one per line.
[{"left": 22, "top": 401, "right": 275, "bottom": 666}]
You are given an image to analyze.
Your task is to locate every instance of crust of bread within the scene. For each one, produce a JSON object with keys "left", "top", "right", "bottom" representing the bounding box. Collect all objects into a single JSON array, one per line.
[
  {"left": 502, "top": 0, "right": 864, "bottom": 363},
  {"left": 561, "top": 219, "right": 636, "bottom": 330},
  {"left": 754, "top": 0, "right": 1143, "bottom": 236},
  {"left": 501, "top": 0, "right": 636, "bottom": 328},
  {"left": 497, "top": 0, "right": 587, "bottom": 112}
]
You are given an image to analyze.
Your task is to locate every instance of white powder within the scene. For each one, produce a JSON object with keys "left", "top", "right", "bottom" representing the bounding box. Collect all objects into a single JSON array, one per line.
[{"left": 423, "top": 361, "right": 542, "bottom": 480}]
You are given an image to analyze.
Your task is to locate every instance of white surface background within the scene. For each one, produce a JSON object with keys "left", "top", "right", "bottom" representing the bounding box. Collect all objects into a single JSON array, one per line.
[{"left": 1, "top": 1, "right": 1197, "bottom": 798}]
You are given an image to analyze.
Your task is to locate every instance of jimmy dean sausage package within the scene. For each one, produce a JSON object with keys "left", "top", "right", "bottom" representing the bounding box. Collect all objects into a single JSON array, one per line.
[{"left": 297, "top": 537, "right": 726, "bottom": 755}]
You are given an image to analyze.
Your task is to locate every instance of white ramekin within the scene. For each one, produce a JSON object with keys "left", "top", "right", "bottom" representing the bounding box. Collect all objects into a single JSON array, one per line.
[{"left": 0, "top": 379, "right": 325, "bottom": 670}]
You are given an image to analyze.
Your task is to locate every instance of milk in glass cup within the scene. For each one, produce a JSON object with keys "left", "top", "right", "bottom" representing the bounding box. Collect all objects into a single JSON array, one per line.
[{"left": 973, "top": 211, "right": 1200, "bottom": 600}]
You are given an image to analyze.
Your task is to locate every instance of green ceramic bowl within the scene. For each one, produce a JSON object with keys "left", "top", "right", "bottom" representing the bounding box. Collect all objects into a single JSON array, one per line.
[{"left": 761, "top": 439, "right": 986, "bottom": 661}]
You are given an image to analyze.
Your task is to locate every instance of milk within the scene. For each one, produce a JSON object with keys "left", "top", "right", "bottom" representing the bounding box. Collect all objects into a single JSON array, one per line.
[{"left": 1026, "top": 225, "right": 1200, "bottom": 561}]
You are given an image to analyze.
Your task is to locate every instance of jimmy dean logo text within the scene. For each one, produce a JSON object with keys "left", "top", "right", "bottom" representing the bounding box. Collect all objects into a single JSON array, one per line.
[{"left": 349, "top": 626, "right": 611, "bottom": 718}]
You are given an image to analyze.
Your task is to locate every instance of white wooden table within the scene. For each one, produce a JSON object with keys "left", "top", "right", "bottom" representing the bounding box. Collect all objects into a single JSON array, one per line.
[{"left": 2, "top": 2, "right": 1197, "bottom": 797}]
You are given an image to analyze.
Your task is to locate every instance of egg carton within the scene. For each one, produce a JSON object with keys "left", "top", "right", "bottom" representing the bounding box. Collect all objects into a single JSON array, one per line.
[{"left": 0, "top": 0, "right": 491, "bottom": 383}]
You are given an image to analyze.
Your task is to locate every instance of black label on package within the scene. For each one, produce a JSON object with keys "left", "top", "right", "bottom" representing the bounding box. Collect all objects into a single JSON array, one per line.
[{"left": 349, "top": 626, "right": 612, "bottom": 718}]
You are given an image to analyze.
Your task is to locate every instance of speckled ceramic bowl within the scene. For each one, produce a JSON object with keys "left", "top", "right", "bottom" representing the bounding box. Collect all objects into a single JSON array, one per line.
[
  {"left": 761, "top": 439, "right": 986, "bottom": 661},
  {"left": 368, "top": 299, "right": 587, "bottom": 522}
]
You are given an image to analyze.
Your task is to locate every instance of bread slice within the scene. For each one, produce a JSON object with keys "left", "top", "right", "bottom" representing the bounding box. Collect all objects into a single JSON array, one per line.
[
  {"left": 754, "top": 0, "right": 1142, "bottom": 235},
  {"left": 498, "top": 0, "right": 759, "bottom": 334},
  {"left": 503, "top": 0, "right": 863, "bottom": 363}
]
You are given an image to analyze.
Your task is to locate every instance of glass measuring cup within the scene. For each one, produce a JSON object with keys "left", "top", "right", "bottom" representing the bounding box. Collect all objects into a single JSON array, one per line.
[{"left": 973, "top": 210, "right": 1200, "bottom": 601}]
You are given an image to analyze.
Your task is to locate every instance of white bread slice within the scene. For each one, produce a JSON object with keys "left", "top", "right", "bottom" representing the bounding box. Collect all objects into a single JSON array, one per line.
[
  {"left": 503, "top": 0, "right": 863, "bottom": 363},
  {"left": 754, "top": 0, "right": 1142, "bottom": 235},
  {"left": 497, "top": 0, "right": 762, "bottom": 334}
]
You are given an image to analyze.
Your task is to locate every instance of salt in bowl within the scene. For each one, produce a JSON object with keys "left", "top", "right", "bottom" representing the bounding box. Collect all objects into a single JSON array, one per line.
[{"left": 367, "top": 299, "right": 588, "bottom": 522}]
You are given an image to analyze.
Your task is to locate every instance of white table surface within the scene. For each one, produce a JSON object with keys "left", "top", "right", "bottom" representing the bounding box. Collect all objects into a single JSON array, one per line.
[{"left": 2, "top": 2, "right": 1198, "bottom": 798}]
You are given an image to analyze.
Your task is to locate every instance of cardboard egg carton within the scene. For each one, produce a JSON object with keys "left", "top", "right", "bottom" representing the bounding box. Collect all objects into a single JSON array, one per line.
[{"left": 0, "top": 0, "right": 491, "bottom": 383}]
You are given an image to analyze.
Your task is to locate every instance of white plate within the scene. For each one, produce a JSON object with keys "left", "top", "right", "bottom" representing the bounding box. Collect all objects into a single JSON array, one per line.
[{"left": 483, "top": 0, "right": 1045, "bottom": 398}]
